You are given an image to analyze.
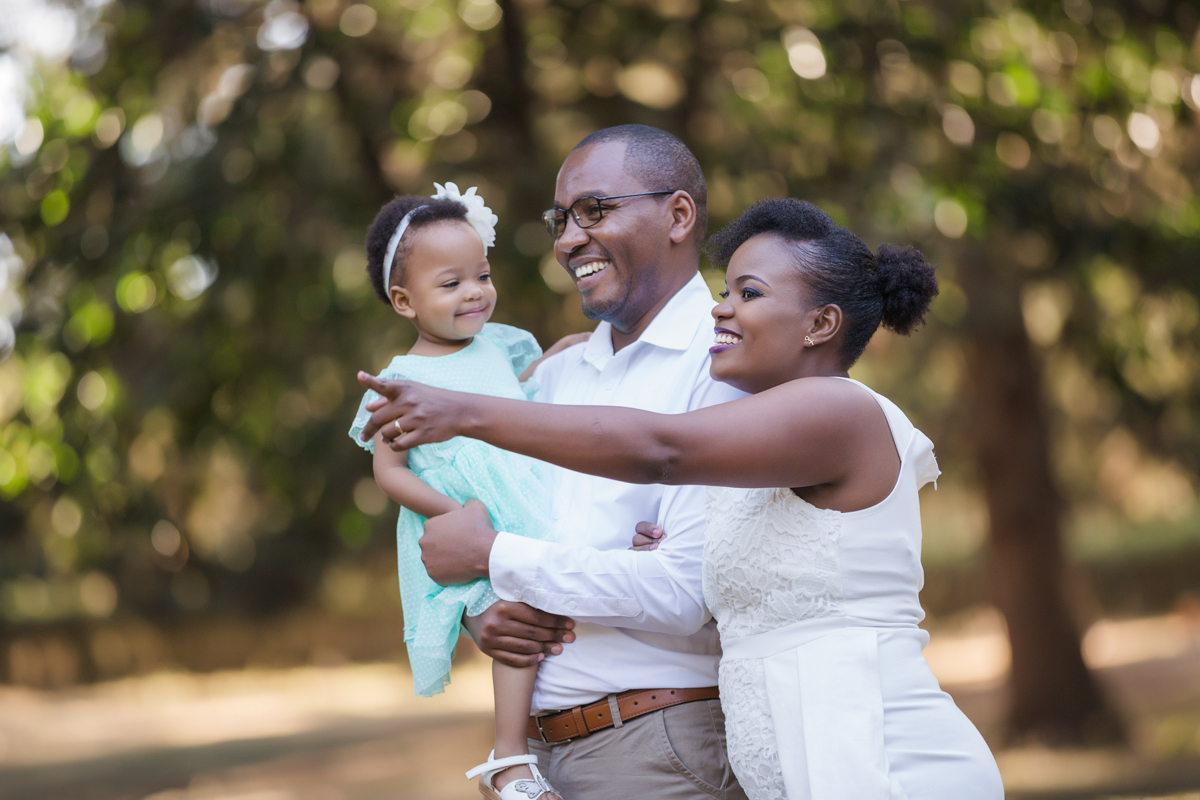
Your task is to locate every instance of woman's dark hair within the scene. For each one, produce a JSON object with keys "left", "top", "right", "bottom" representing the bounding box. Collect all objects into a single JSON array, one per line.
[
  {"left": 365, "top": 195, "right": 469, "bottom": 303},
  {"left": 705, "top": 199, "right": 938, "bottom": 367}
]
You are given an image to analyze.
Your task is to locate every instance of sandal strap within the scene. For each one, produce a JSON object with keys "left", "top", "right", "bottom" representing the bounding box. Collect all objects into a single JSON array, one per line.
[{"left": 465, "top": 752, "right": 539, "bottom": 780}]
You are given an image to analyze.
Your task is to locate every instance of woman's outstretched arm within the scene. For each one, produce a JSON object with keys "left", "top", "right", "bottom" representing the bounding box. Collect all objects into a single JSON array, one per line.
[{"left": 357, "top": 372, "right": 886, "bottom": 492}]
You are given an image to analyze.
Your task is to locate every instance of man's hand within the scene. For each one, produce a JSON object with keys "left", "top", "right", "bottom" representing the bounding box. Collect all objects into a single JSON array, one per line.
[
  {"left": 420, "top": 500, "right": 498, "bottom": 585},
  {"left": 464, "top": 601, "right": 576, "bottom": 668},
  {"left": 355, "top": 372, "right": 463, "bottom": 451},
  {"left": 630, "top": 521, "right": 665, "bottom": 551}
]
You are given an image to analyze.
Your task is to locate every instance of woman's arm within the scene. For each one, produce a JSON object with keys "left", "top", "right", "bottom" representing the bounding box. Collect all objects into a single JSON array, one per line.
[
  {"left": 359, "top": 373, "right": 886, "bottom": 492},
  {"left": 372, "top": 432, "right": 461, "bottom": 519}
]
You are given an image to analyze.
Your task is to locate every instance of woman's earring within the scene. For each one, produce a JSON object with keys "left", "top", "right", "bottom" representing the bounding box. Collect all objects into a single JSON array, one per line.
[{"left": 804, "top": 335, "right": 815, "bottom": 346}]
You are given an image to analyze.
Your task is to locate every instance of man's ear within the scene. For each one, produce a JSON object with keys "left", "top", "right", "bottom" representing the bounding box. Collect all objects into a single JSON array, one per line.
[
  {"left": 667, "top": 191, "right": 698, "bottom": 245},
  {"left": 390, "top": 285, "right": 417, "bottom": 319}
]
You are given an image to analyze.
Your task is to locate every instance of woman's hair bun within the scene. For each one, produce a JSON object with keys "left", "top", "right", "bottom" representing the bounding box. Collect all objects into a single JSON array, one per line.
[{"left": 876, "top": 243, "right": 938, "bottom": 335}]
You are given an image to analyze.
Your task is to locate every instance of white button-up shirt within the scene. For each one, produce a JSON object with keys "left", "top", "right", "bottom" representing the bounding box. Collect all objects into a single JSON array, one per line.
[{"left": 489, "top": 272, "right": 746, "bottom": 713}]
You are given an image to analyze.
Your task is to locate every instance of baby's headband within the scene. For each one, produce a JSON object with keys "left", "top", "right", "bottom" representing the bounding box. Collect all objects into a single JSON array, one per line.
[{"left": 380, "top": 182, "right": 498, "bottom": 298}]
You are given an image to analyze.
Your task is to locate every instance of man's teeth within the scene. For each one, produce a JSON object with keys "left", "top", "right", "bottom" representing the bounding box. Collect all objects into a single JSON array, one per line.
[
  {"left": 714, "top": 332, "right": 741, "bottom": 345},
  {"left": 573, "top": 260, "right": 611, "bottom": 279}
]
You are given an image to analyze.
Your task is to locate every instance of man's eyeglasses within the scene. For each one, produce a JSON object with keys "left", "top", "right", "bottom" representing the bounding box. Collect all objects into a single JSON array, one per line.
[{"left": 542, "top": 191, "right": 676, "bottom": 239}]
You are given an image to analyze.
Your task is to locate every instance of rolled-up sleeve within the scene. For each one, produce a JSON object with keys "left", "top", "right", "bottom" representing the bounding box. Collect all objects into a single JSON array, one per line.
[{"left": 490, "top": 477, "right": 711, "bottom": 635}]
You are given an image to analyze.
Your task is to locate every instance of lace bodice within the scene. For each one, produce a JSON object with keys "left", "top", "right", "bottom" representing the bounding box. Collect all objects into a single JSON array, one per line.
[{"left": 703, "top": 486, "right": 845, "bottom": 641}]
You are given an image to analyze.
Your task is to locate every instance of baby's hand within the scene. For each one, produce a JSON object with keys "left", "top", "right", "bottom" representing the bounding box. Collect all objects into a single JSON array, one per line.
[
  {"left": 545, "top": 331, "right": 592, "bottom": 357},
  {"left": 520, "top": 331, "right": 593, "bottom": 382},
  {"left": 630, "top": 521, "right": 665, "bottom": 551}
]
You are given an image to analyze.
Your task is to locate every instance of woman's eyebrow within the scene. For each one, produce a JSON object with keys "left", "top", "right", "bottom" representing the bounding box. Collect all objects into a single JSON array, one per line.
[{"left": 735, "top": 274, "right": 770, "bottom": 287}]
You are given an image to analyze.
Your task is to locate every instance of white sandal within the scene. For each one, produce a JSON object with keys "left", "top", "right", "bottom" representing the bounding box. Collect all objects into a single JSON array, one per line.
[{"left": 465, "top": 750, "right": 562, "bottom": 800}]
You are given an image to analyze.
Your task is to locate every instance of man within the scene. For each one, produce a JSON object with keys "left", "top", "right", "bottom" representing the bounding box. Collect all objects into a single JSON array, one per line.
[{"left": 362, "top": 125, "right": 747, "bottom": 798}]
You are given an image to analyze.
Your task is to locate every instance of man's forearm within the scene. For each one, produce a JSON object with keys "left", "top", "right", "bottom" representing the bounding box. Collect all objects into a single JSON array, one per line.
[{"left": 489, "top": 532, "right": 709, "bottom": 636}]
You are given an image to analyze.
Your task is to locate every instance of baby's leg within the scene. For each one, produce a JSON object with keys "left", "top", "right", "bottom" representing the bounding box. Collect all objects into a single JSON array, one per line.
[{"left": 492, "top": 660, "right": 538, "bottom": 789}]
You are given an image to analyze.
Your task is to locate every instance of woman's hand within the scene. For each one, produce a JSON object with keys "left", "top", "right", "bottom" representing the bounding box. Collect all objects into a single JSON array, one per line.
[
  {"left": 356, "top": 372, "right": 467, "bottom": 451},
  {"left": 630, "top": 521, "right": 665, "bottom": 551}
]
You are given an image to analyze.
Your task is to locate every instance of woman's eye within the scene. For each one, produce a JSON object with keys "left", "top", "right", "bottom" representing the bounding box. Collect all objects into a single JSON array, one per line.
[
  {"left": 741, "top": 288, "right": 762, "bottom": 300},
  {"left": 719, "top": 290, "right": 729, "bottom": 299}
]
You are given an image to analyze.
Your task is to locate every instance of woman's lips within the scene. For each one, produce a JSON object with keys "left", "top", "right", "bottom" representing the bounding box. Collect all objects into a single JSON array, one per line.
[{"left": 710, "top": 329, "right": 741, "bottom": 354}]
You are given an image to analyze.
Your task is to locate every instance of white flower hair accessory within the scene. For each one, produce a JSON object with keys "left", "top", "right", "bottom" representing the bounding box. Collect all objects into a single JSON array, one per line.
[
  {"left": 380, "top": 182, "right": 499, "bottom": 298},
  {"left": 433, "top": 182, "right": 498, "bottom": 250}
]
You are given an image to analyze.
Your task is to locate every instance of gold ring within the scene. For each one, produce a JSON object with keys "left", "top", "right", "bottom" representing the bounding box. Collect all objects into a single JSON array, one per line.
[{"left": 393, "top": 419, "right": 405, "bottom": 436}]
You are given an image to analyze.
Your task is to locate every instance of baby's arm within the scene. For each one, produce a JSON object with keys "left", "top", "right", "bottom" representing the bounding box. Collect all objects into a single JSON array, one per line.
[{"left": 372, "top": 432, "right": 461, "bottom": 519}]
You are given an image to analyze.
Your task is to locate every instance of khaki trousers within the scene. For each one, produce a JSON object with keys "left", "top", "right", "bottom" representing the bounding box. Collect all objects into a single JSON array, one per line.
[{"left": 527, "top": 698, "right": 747, "bottom": 800}]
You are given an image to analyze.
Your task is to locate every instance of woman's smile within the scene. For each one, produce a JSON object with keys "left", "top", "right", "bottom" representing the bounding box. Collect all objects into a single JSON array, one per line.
[{"left": 710, "top": 327, "right": 742, "bottom": 353}]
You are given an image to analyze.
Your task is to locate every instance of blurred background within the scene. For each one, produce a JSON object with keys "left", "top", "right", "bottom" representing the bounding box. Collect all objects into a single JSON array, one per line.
[{"left": 1, "top": 0, "right": 1199, "bottom": 797}]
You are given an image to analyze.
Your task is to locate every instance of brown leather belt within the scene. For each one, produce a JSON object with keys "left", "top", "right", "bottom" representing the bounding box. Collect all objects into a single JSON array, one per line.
[{"left": 528, "top": 686, "right": 719, "bottom": 743}]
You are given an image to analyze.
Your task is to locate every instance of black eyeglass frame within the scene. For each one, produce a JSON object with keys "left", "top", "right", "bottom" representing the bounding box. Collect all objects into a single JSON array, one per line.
[{"left": 542, "top": 191, "right": 676, "bottom": 238}]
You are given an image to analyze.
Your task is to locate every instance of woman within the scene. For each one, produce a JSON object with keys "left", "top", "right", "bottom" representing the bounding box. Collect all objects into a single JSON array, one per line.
[{"left": 363, "top": 199, "right": 1004, "bottom": 799}]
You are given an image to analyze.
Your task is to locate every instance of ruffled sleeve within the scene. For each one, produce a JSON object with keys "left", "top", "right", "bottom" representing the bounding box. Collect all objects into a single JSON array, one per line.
[
  {"left": 912, "top": 429, "right": 941, "bottom": 491},
  {"left": 477, "top": 323, "right": 542, "bottom": 378},
  {"left": 347, "top": 357, "right": 408, "bottom": 454}
]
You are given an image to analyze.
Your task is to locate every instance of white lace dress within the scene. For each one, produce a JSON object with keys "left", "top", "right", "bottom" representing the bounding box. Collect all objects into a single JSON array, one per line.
[{"left": 703, "top": 380, "right": 1003, "bottom": 800}]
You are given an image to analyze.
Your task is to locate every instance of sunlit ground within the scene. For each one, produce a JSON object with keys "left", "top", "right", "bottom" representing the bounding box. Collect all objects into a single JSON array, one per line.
[{"left": 2, "top": 610, "right": 1200, "bottom": 800}]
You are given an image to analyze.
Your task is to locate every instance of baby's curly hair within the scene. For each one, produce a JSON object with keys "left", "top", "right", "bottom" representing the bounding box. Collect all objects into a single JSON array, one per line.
[
  {"left": 365, "top": 195, "right": 469, "bottom": 303},
  {"left": 705, "top": 199, "right": 938, "bottom": 367}
]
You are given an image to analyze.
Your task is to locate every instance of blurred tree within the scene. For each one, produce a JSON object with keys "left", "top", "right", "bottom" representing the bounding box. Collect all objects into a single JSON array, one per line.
[{"left": 2, "top": 0, "right": 1198, "bottom": 742}]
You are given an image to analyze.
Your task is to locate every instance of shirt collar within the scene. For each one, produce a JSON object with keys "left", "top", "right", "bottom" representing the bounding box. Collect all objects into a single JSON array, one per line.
[
  {"left": 640, "top": 272, "right": 714, "bottom": 351},
  {"left": 581, "top": 272, "right": 714, "bottom": 366}
]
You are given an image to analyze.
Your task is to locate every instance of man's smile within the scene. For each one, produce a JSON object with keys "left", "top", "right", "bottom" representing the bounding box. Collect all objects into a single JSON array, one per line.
[{"left": 572, "top": 259, "right": 611, "bottom": 280}]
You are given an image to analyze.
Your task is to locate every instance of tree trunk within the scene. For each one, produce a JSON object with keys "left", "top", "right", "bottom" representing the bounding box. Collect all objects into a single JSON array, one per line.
[{"left": 958, "top": 254, "right": 1123, "bottom": 744}]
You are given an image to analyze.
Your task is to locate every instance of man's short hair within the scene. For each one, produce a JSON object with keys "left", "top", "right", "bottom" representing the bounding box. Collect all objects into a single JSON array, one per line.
[{"left": 574, "top": 125, "right": 708, "bottom": 239}]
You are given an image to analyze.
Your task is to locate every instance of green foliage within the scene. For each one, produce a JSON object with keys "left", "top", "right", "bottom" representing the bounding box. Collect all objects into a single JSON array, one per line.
[{"left": 0, "top": 0, "right": 1197, "bottom": 636}]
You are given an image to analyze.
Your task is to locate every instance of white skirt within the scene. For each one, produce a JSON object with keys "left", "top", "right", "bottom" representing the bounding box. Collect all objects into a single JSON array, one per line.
[{"left": 719, "top": 617, "right": 1004, "bottom": 800}]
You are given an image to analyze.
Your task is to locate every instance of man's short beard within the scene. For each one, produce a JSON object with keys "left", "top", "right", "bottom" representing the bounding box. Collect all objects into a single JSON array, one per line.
[{"left": 581, "top": 294, "right": 622, "bottom": 322}]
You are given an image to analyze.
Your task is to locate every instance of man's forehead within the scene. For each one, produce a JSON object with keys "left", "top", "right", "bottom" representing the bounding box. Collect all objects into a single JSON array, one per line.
[{"left": 555, "top": 141, "right": 638, "bottom": 200}]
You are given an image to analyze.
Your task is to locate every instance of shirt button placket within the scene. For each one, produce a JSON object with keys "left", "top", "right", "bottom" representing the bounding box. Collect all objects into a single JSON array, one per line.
[{"left": 600, "top": 363, "right": 626, "bottom": 397}]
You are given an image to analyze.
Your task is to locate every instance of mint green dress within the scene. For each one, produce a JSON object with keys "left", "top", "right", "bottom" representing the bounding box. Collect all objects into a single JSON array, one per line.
[{"left": 349, "top": 323, "right": 554, "bottom": 696}]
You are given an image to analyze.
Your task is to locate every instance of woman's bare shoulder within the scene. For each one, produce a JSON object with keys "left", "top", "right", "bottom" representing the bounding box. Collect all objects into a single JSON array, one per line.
[
  {"left": 746, "top": 377, "right": 885, "bottom": 440},
  {"left": 757, "top": 375, "right": 879, "bottom": 410}
]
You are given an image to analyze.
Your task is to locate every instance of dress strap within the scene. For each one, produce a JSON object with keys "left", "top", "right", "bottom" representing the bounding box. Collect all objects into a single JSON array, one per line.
[{"left": 829, "top": 377, "right": 939, "bottom": 489}]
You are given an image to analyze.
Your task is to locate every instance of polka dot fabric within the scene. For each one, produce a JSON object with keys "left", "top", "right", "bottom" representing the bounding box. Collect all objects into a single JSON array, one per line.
[{"left": 349, "top": 324, "right": 553, "bottom": 696}]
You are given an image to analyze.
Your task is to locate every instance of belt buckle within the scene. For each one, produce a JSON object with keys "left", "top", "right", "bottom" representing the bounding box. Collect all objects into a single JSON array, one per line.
[{"left": 534, "top": 714, "right": 550, "bottom": 743}]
